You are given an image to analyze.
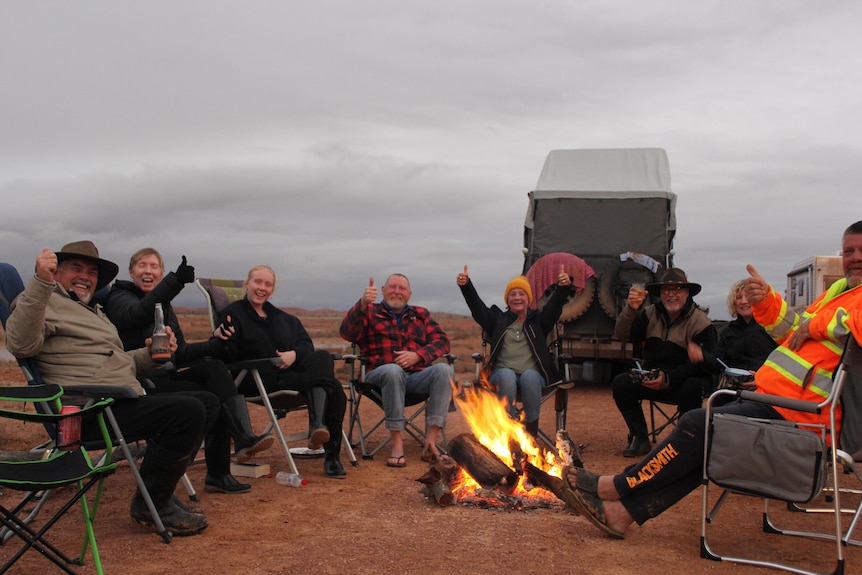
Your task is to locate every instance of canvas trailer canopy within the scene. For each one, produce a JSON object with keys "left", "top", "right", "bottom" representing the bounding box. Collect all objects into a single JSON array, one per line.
[{"left": 523, "top": 148, "right": 677, "bottom": 271}]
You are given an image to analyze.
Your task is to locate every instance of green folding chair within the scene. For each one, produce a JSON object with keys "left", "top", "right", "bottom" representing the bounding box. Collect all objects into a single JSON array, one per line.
[{"left": 0, "top": 384, "right": 117, "bottom": 575}]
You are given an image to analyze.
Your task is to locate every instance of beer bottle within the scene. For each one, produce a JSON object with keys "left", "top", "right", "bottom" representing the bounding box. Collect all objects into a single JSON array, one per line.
[{"left": 150, "top": 303, "right": 172, "bottom": 363}]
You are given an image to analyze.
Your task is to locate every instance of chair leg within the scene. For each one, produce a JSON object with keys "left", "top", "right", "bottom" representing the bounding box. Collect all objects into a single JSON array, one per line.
[{"left": 102, "top": 406, "right": 171, "bottom": 544}]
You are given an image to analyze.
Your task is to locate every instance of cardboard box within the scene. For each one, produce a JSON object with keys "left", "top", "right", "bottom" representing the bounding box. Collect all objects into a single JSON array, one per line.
[{"left": 230, "top": 462, "right": 271, "bottom": 478}]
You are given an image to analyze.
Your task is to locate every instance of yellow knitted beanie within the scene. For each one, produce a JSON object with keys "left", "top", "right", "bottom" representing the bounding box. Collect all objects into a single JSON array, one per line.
[{"left": 504, "top": 276, "right": 533, "bottom": 304}]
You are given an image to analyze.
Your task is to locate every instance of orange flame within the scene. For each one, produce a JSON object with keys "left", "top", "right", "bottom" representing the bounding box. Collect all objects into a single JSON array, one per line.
[{"left": 451, "top": 377, "right": 563, "bottom": 499}]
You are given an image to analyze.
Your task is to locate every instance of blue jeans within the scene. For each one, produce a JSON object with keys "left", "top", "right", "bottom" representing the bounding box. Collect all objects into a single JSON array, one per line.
[
  {"left": 489, "top": 368, "right": 546, "bottom": 423},
  {"left": 365, "top": 363, "right": 453, "bottom": 432}
]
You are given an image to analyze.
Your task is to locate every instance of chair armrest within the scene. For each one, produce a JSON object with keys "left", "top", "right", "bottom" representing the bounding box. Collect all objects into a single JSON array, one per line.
[
  {"left": 61, "top": 383, "right": 140, "bottom": 400},
  {"left": 225, "top": 357, "right": 284, "bottom": 371},
  {"left": 737, "top": 389, "right": 822, "bottom": 414},
  {"left": 0, "top": 384, "right": 63, "bottom": 403}
]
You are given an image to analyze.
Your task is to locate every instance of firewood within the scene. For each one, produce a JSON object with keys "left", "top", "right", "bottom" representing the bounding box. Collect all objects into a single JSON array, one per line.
[
  {"left": 523, "top": 462, "right": 579, "bottom": 511},
  {"left": 448, "top": 433, "right": 518, "bottom": 492},
  {"left": 555, "top": 429, "right": 584, "bottom": 468},
  {"left": 421, "top": 478, "right": 455, "bottom": 506}
]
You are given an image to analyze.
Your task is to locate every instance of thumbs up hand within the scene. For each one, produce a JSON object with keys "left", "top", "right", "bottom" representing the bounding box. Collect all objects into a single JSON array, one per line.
[
  {"left": 743, "top": 264, "right": 770, "bottom": 305},
  {"left": 456, "top": 265, "right": 469, "bottom": 287},
  {"left": 361, "top": 277, "right": 378, "bottom": 310},
  {"left": 557, "top": 264, "right": 570, "bottom": 287}
]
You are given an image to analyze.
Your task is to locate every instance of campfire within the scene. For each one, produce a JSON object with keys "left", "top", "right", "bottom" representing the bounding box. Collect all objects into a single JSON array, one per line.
[{"left": 416, "top": 380, "right": 581, "bottom": 509}]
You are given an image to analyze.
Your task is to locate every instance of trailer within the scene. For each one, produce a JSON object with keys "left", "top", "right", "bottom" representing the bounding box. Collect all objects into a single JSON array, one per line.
[
  {"left": 522, "top": 148, "right": 677, "bottom": 384},
  {"left": 785, "top": 255, "right": 843, "bottom": 314}
]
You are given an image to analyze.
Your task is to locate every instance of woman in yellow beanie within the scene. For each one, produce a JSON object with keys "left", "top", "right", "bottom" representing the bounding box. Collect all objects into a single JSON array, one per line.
[{"left": 456, "top": 265, "right": 573, "bottom": 436}]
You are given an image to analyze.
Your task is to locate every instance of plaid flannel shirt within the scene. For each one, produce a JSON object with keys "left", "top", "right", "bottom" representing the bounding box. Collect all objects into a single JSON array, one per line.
[{"left": 340, "top": 300, "right": 450, "bottom": 371}]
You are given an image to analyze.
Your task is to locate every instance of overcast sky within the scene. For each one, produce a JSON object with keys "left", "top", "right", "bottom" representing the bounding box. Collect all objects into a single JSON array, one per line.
[{"left": 2, "top": 1, "right": 860, "bottom": 320}]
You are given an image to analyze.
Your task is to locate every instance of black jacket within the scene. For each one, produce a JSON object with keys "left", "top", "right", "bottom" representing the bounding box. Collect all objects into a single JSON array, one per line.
[
  {"left": 459, "top": 279, "right": 571, "bottom": 384},
  {"left": 706, "top": 316, "right": 777, "bottom": 372},
  {"left": 104, "top": 277, "right": 226, "bottom": 366},
  {"left": 219, "top": 297, "right": 315, "bottom": 378}
]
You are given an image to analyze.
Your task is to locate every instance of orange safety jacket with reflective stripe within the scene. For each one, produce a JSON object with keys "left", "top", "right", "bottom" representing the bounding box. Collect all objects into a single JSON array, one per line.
[{"left": 752, "top": 278, "right": 862, "bottom": 440}]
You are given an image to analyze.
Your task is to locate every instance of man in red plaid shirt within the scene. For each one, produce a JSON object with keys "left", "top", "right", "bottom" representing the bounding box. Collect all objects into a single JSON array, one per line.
[{"left": 340, "top": 274, "right": 453, "bottom": 468}]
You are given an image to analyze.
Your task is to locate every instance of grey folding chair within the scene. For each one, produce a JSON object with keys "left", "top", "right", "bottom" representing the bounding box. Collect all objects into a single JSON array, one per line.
[{"left": 700, "top": 337, "right": 862, "bottom": 575}]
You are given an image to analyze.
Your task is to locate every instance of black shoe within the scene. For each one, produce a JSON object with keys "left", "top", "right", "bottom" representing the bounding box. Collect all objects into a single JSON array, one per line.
[
  {"left": 204, "top": 474, "right": 251, "bottom": 494},
  {"left": 234, "top": 434, "right": 275, "bottom": 463},
  {"left": 130, "top": 495, "right": 209, "bottom": 536},
  {"left": 172, "top": 494, "right": 205, "bottom": 515},
  {"left": 623, "top": 437, "right": 651, "bottom": 458},
  {"left": 324, "top": 458, "right": 347, "bottom": 479}
]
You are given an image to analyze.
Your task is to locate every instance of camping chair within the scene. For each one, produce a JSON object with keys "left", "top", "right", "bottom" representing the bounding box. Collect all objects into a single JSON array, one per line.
[
  {"left": 469, "top": 322, "right": 574, "bottom": 453},
  {"left": 647, "top": 398, "right": 682, "bottom": 443},
  {"left": 344, "top": 344, "right": 456, "bottom": 459},
  {"left": 195, "top": 278, "right": 357, "bottom": 474},
  {"left": 0, "top": 262, "right": 180, "bottom": 544},
  {"left": 700, "top": 337, "right": 862, "bottom": 575},
  {"left": 0, "top": 384, "right": 117, "bottom": 575}
]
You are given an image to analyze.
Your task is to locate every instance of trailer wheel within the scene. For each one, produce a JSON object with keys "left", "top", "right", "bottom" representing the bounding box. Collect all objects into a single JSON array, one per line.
[{"left": 598, "top": 260, "right": 660, "bottom": 319}]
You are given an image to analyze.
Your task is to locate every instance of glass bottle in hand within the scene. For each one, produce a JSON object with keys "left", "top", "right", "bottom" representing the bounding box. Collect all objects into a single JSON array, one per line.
[{"left": 151, "top": 303, "right": 172, "bottom": 363}]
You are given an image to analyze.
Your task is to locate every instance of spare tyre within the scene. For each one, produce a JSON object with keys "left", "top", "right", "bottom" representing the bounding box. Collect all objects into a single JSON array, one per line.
[{"left": 597, "top": 260, "right": 659, "bottom": 319}]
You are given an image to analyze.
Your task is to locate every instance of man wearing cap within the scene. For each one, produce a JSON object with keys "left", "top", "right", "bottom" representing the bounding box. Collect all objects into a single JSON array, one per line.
[
  {"left": 5, "top": 241, "right": 217, "bottom": 536},
  {"left": 457, "top": 266, "right": 573, "bottom": 436},
  {"left": 340, "top": 273, "right": 452, "bottom": 468},
  {"left": 611, "top": 268, "right": 717, "bottom": 458}
]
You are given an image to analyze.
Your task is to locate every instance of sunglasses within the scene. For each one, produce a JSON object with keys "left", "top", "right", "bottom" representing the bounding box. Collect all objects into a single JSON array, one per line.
[{"left": 661, "top": 285, "right": 687, "bottom": 294}]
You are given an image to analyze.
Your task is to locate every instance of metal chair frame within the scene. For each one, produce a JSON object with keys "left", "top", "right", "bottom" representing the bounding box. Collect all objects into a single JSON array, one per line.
[{"left": 700, "top": 338, "right": 862, "bottom": 575}]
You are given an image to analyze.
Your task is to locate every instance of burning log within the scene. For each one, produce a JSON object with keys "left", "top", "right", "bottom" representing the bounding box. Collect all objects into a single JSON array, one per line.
[
  {"left": 555, "top": 429, "right": 584, "bottom": 468},
  {"left": 523, "top": 462, "right": 579, "bottom": 511},
  {"left": 448, "top": 433, "right": 519, "bottom": 493}
]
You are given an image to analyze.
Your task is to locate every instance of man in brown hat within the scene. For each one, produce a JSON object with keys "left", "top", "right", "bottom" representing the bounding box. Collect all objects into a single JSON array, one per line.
[
  {"left": 5, "top": 241, "right": 218, "bottom": 536},
  {"left": 611, "top": 267, "right": 717, "bottom": 457}
]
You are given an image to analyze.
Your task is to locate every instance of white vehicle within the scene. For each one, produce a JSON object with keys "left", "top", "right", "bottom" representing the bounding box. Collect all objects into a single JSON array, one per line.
[{"left": 786, "top": 255, "right": 843, "bottom": 314}]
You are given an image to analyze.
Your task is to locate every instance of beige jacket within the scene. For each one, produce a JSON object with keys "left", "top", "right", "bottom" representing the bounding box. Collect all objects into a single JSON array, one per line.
[{"left": 6, "top": 275, "right": 154, "bottom": 395}]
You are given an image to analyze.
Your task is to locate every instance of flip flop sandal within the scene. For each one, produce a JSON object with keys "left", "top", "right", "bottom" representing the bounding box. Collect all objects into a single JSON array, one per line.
[
  {"left": 570, "top": 488, "right": 626, "bottom": 539},
  {"left": 386, "top": 455, "right": 407, "bottom": 468}
]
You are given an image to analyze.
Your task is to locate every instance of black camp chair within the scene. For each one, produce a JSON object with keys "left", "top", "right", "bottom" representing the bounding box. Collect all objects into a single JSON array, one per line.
[
  {"left": 0, "top": 384, "right": 117, "bottom": 575},
  {"left": 469, "top": 323, "right": 573, "bottom": 453}
]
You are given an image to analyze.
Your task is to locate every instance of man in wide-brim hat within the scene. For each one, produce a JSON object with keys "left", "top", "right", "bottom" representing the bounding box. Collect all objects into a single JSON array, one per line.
[
  {"left": 609, "top": 267, "right": 716, "bottom": 459},
  {"left": 6, "top": 240, "right": 219, "bottom": 536},
  {"left": 51, "top": 240, "right": 119, "bottom": 304},
  {"left": 645, "top": 267, "right": 702, "bottom": 298}
]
